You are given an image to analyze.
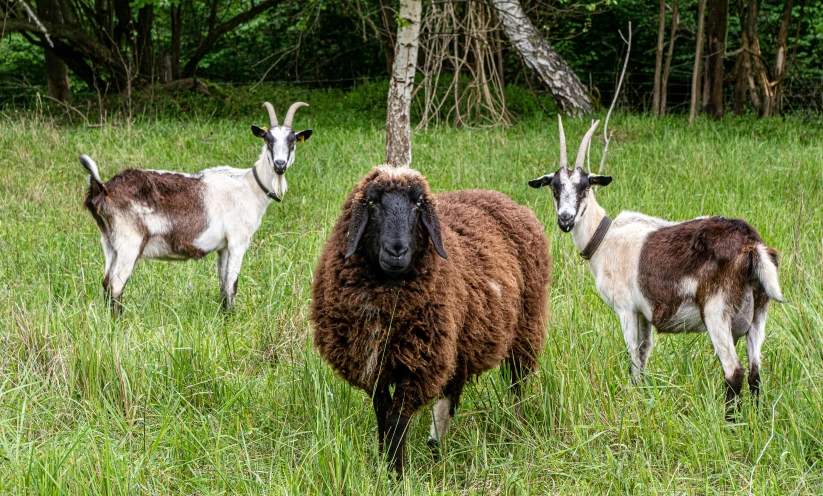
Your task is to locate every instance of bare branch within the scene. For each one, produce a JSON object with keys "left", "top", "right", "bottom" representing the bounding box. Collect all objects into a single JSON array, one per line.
[
  {"left": 596, "top": 22, "right": 631, "bottom": 175},
  {"left": 18, "top": 0, "right": 53, "bottom": 47}
]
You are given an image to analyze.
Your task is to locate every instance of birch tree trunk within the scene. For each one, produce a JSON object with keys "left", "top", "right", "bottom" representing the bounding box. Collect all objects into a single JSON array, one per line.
[
  {"left": 385, "top": 0, "right": 422, "bottom": 168},
  {"left": 772, "top": 0, "right": 795, "bottom": 115},
  {"left": 490, "top": 0, "right": 592, "bottom": 116}
]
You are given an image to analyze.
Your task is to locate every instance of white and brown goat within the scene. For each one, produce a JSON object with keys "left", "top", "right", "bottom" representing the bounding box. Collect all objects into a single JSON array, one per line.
[
  {"left": 79, "top": 101, "right": 312, "bottom": 313},
  {"left": 529, "top": 117, "right": 784, "bottom": 417}
]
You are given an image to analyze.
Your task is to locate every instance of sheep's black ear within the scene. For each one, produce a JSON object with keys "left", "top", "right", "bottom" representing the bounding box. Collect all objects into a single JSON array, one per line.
[
  {"left": 421, "top": 204, "right": 447, "bottom": 259},
  {"left": 589, "top": 175, "right": 612, "bottom": 187},
  {"left": 252, "top": 125, "right": 268, "bottom": 138},
  {"left": 528, "top": 173, "right": 554, "bottom": 188},
  {"left": 295, "top": 129, "right": 312, "bottom": 142},
  {"left": 345, "top": 201, "right": 369, "bottom": 259}
]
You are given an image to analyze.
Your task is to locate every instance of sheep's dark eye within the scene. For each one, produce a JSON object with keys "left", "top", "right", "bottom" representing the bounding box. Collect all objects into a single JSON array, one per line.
[{"left": 415, "top": 198, "right": 423, "bottom": 207}]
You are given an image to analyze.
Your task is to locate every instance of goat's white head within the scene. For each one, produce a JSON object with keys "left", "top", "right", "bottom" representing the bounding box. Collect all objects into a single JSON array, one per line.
[
  {"left": 252, "top": 102, "right": 312, "bottom": 175},
  {"left": 529, "top": 116, "right": 612, "bottom": 232}
]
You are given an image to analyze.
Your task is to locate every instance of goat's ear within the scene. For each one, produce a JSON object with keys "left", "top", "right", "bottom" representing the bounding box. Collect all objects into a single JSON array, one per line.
[
  {"left": 528, "top": 174, "right": 554, "bottom": 188},
  {"left": 589, "top": 175, "right": 612, "bottom": 187},
  {"left": 252, "top": 125, "right": 268, "bottom": 138},
  {"left": 345, "top": 201, "right": 369, "bottom": 259},
  {"left": 295, "top": 129, "right": 313, "bottom": 142},
  {"left": 421, "top": 203, "right": 448, "bottom": 259}
]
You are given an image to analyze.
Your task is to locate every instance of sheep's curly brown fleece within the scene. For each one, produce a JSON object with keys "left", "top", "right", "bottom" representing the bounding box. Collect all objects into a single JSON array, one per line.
[{"left": 311, "top": 167, "right": 551, "bottom": 416}]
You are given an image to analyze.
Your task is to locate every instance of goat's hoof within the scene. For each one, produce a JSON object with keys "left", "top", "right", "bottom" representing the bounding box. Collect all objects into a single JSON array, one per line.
[{"left": 427, "top": 437, "right": 440, "bottom": 450}]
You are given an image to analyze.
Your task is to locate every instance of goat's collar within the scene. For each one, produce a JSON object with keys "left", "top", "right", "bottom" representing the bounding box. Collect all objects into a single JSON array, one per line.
[
  {"left": 252, "top": 165, "right": 281, "bottom": 202},
  {"left": 580, "top": 216, "right": 611, "bottom": 260}
]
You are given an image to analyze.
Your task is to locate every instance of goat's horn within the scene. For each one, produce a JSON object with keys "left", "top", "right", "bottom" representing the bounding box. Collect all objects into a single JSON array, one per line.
[
  {"left": 283, "top": 102, "right": 308, "bottom": 128},
  {"left": 558, "top": 115, "right": 568, "bottom": 169},
  {"left": 262, "top": 102, "right": 278, "bottom": 127},
  {"left": 574, "top": 120, "right": 600, "bottom": 170}
]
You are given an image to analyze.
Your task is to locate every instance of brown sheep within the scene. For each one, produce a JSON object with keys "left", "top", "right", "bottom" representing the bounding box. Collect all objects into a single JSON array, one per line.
[{"left": 311, "top": 166, "right": 551, "bottom": 476}]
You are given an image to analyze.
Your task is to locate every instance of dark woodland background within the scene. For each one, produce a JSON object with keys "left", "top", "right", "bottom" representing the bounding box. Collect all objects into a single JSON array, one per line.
[{"left": 1, "top": 0, "right": 821, "bottom": 117}]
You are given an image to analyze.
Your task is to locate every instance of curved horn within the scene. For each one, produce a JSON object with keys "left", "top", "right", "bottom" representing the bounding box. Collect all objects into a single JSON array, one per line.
[
  {"left": 262, "top": 102, "right": 278, "bottom": 127},
  {"left": 574, "top": 120, "right": 601, "bottom": 170},
  {"left": 283, "top": 102, "right": 308, "bottom": 128},
  {"left": 558, "top": 115, "right": 568, "bottom": 168}
]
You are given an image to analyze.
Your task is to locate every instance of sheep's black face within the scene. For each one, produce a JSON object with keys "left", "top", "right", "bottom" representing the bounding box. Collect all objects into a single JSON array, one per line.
[
  {"left": 528, "top": 167, "right": 612, "bottom": 232},
  {"left": 345, "top": 173, "right": 447, "bottom": 277}
]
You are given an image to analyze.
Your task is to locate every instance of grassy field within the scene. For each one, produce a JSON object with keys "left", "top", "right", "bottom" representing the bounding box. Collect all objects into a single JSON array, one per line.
[{"left": 1, "top": 93, "right": 822, "bottom": 494}]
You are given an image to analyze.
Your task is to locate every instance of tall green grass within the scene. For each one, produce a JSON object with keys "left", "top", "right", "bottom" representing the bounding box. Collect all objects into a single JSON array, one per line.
[{"left": 0, "top": 99, "right": 821, "bottom": 493}]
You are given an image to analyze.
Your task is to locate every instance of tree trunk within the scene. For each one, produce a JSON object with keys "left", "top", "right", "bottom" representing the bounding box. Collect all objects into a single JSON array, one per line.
[
  {"left": 704, "top": 0, "right": 728, "bottom": 119},
  {"left": 660, "top": 0, "right": 679, "bottom": 116},
  {"left": 377, "top": 0, "right": 397, "bottom": 75},
  {"left": 490, "top": 0, "right": 592, "bottom": 116},
  {"left": 136, "top": 4, "right": 154, "bottom": 80},
  {"left": 689, "top": 0, "right": 707, "bottom": 124},
  {"left": 733, "top": 0, "right": 772, "bottom": 116},
  {"left": 385, "top": 0, "right": 422, "bottom": 168},
  {"left": 652, "top": 0, "right": 666, "bottom": 116},
  {"left": 772, "top": 0, "right": 794, "bottom": 115},
  {"left": 37, "top": 0, "right": 72, "bottom": 103}
]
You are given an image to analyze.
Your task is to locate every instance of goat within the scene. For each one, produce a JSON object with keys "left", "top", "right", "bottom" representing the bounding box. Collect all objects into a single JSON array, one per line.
[
  {"left": 79, "top": 101, "right": 312, "bottom": 313},
  {"left": 528, "top": 117, "right": 784, "bottom": 418},
  {"left": 311, "top": 165, "right": 551, "bottom": 476}
]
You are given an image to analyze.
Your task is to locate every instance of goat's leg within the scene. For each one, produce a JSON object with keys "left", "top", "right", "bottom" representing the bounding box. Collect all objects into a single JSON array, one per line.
[
  {"left": 221, "top": 245, "right": 247, "bottom": 310},
  {"left": 372, "top": 386, "right": 392, "bottom": 455},
  {"left": 704, "top": 294, "right": 745, "bottom": 420},
  {"left": 746, "top": 289, "right": 770, "bottom": 405},
  {"left": 635, "top": 313, "right": 654, "bottom": 376},
  {"left": 216, "top": 249, "right": 229, "bottom": 304},
  {"left": 619, "top": 310, "right": 645, "bottom": 382},
  {"left": 427, "top": 377, "right": 464, "bottom": 449},
  {"left": 105, "top": 235, "right": 142, "bottom": 316}
]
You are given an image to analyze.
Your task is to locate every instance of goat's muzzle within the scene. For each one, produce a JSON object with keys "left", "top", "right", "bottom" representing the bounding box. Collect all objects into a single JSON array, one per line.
[{"left": 558, "top": 213, "right": 575, "bottom": 232}]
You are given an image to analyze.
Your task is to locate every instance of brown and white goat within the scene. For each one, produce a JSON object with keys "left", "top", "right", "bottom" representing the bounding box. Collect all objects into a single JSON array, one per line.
[
  {"left": 79, "top": 102, "right": 312, "bottom": 313},
  {"left": 529, "top": 117, "right": 784, "bottom": 418}
]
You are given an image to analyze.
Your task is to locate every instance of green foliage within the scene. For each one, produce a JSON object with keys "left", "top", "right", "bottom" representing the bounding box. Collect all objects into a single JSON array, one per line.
[{"left": 0, "top": 89, "right": 822, "bottom": 493}]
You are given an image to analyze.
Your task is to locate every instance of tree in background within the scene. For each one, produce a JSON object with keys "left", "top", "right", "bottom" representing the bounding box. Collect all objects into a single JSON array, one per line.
[
  {"left": 0, "top": 0, "right": 285, "bottom": 95},
  {"left": 385, "top": 0, "right": 421, "bottom": 168}
]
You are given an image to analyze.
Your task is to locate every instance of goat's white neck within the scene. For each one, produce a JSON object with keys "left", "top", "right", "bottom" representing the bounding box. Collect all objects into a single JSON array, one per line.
[
  {"left": 570, "top": 189, "right": 608, "bottom": 255},
  {"left": 245, "top": 148, "right": 286, "bottom": 202}
]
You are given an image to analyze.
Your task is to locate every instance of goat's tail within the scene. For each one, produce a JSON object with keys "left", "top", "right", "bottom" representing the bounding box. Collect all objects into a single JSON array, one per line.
[
  {"left": 79, "top": 154, "right": 105, "bottom": 196},
  {"left": 753, "top": 243, "right": 785, "bottom": 303}
]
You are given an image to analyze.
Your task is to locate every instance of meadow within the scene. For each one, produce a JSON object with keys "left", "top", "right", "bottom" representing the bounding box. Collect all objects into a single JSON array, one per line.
[{"left": 0, "top": 89, "right": 821, "bottom": 494}]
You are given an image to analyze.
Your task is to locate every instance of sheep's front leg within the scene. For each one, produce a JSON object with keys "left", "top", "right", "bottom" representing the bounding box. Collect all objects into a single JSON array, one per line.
[
  {"left": 704, "top": 294, "right": 745, "bottom": 420},
  {"left": 372, "top": 387, "right": 392, "bottom": 454},
  {"left": 384, "top": 383, "right": 425, "bottom": 477},
  {"left": 220, "top": 244, "right": 248, "bottom": 310},
  {"left": 427, "top": 378, "right": 464, "bottom": 449}
]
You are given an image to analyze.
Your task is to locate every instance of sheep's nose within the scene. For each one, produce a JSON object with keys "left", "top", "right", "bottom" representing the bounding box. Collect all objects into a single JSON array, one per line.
[
  {"left": 385, "top": 244, "right": 409, "bottom": 258},
  {"left": 274, "top": 159, "right": 286, "bottom": 167}
]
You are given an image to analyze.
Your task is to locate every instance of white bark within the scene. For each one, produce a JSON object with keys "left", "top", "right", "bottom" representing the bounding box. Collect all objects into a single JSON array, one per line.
[
  {"left": 490, "top": 0, "right": 592, "bottom": 116},
  {"left": 385, "top": 0, "right": 422, "bottom": 168}
]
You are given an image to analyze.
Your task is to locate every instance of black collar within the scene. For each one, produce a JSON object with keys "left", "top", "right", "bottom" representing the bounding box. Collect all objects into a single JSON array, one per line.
[
  {"left": 252, "top": 166, "right": 281, "bottom": 202},
  {"left": 580, "top": 216, "right": 611, "bottom": 260}
]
